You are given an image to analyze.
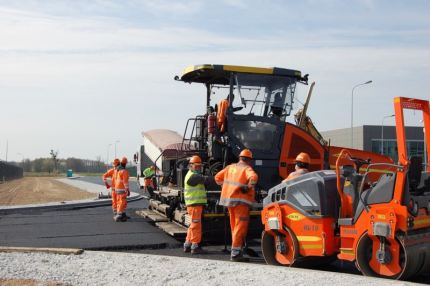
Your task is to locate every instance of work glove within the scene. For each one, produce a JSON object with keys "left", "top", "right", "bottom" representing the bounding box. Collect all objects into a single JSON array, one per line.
[
  {"left": 104, "top": 182, "right": 111, "bottom": 189},
  {"left": 127, "top": 188, "right": 130, "bottom": 197}
]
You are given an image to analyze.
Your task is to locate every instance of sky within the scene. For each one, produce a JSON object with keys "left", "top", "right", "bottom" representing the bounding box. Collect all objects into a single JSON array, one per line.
[{"left": 0, "top": 0, "right": 429, "bottom": 162}]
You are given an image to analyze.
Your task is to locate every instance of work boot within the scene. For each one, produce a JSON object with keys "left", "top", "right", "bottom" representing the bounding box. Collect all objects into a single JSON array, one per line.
[
  {"left": 117, "top": 213, "right": 127, "bottom": 222},
  {"left": 191, "top": 246, "right": 207, "bottom": 255},
  {"left": 113, "top": 214, "right": 122, "bottom": 222},
  {"left": 231, "top": 250, "right": 249, "bottom": 262},
  {"left": 183, "top": 242, "right": 191, "bottom": 253},
  {"left": 121, "top": 213, "right": 130, "bottom": 220}
]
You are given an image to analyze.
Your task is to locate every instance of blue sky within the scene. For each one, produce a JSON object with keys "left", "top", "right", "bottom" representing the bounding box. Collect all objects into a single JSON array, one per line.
[{"left": 0, "top": 0, "right": 429, "bottom": 162}]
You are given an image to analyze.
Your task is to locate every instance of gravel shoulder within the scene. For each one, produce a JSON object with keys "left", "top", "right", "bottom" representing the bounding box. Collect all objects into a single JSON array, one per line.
[
  {"left": 0, "top": 251, "right": 422, "bottom": 286},
  {"left": 0, "top": 177, "right": 95, "bottom": 206}
]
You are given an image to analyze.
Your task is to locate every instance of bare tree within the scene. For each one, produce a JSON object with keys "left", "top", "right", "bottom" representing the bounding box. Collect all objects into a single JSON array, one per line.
[{"left": 50, "top": 149, "right": 59, "bottom": 174}]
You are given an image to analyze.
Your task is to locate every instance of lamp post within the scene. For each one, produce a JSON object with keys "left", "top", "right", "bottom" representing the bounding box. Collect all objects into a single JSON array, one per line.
[
  {"left": 381, "top": 114, "right": 395, "bottom": 155},
  {"left": 114, "top": 140, "right": 120, "bottom": 159},
  {"left": 106, "top": 143, "right": 112, "bottom": 169},
  {"left": 351, "top": 80, "right": 372, "bottom": 148}
]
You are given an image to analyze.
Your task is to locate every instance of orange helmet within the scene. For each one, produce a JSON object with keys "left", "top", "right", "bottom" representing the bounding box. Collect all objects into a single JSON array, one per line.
[
  {"left": 121, "top": 157, "right": 128, "bottom": 165},
  {"left": 113, "top": 158, "right": 120, "bottom": 166},
  {"left": 189, "top": 155, "right": 202, "bottom": 164},
  {"left": 239, "top": 149, "right": 253, "bottom": 159},
  {"left": 295, "top": 152, "right": 310, "bottom": 164}
]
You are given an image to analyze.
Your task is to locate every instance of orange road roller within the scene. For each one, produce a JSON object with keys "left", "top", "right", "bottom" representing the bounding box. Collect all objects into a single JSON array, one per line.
[{"left": 261, "top": 97, "right": 430, "bottom": 279}]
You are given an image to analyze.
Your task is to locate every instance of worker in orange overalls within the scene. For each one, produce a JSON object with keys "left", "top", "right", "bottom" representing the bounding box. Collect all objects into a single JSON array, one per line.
[
  {"left": 143, "top": 165, "right": 156, "bottom": 197},
  {"left": 113, "top": 157, "right": 130, "bottom": 222},
  {"left": 102, "top": 158, "right": 120, "bottom": 216},
  {"left": 283, "top": 152, "right": 310, "bottom": 182},
  {"left": 183, "top": 155, "right": 214, "bottom": 255},
  {"left": 215, "top": 148, "right": 258, "bottom": 262},
  {"left": 217, "top": 97, "right": 229, "bottom": 133}
]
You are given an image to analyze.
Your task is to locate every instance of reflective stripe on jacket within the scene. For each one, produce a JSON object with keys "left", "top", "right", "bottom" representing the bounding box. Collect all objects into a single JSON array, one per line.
[
  {"left": 115, "top": 167, "right": 129, "bottom": 190},
  {"left": 215, "top": 162, "right": 258, "bottom": 207},
  {"left": 184, "top": 170, "right": 207, "bottom": 206}
]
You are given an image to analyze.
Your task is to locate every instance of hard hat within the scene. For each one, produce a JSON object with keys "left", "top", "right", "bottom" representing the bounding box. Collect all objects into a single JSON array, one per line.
[
  {"left": 295, "top": 152, "right": 310, "bottom": 164},
  {"left": 189, "top": 155, "right": 202, "bottom": 164},
  {"left": 239, "top": 149, "right": 253, "bottom": 159},
  {"left": 121, "top": 157, "right": 128, "bottom": 165},
  {"left": 113, "top": 158, "right": 120, "bottom": 166}
]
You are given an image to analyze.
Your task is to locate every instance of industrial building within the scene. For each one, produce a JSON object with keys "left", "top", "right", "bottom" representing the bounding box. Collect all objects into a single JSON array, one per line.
[{"left": 321, "top": 125, "right": 426, "bottom": 164}]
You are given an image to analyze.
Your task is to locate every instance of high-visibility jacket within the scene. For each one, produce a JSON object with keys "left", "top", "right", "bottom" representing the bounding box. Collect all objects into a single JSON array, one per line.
[
  {"left": 215, "top": 161, "right": 258, "bottom": 207},
  {"left": 283, "top": 168, "right": 308, "bottom": 182},
  {"left": 115, "top": 167, "right": 129, "bottom": 194},
  {"left": 143, "top": 167, "right": 155, "bottom": 178},
  {"left": 217, "top": 99, "right": 229, "bottom": 133},
  {"left": 184, "top": 170, "right": 207, "bottom": 206},
  {"left": 102, "top": 167, "right": 117, "bottom": 189}
]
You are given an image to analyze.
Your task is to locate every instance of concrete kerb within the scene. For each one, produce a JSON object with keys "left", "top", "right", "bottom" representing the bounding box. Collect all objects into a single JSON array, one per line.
[{"left": 0, "top": 177, "right": 142, "bottom": 215}]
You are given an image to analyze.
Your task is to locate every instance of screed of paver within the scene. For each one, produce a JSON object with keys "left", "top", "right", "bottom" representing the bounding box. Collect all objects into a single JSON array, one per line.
[{"left": 0, "top": 177, "right": 95, "bottom": 206}]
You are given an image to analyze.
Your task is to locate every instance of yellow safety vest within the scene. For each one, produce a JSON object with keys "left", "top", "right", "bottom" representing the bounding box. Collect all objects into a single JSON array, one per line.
[{"left": 184, "top": 170, "right": 207, "bottom": 206}]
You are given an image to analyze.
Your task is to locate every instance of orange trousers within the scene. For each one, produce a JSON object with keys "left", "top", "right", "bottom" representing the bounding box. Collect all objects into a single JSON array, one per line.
[
  {"left": 111, "top": 190, "right": 117, "bottom": 213},
  {"left": 186, "top": 205, "right": 203, "bottom": 244},
  {"left": 228, "top": 204, "right": 250, "bottom": 249},
  {"left": 116, "top": 193, "right": 128, "bottom": 214}
]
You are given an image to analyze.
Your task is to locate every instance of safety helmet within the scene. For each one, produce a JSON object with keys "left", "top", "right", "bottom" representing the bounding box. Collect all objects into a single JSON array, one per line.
[
  {"left": 189, "top": 155, "right": 202, "bottom": 164},
  {"left": 121, "top": 157, "right": 128, "bottom": 165},
  {"left": 295, "top": 152, "right": 310, "bottom": 164},
  {"left": 239, "top": 149, "right": 253, "bottom": 159},
  {"left": 113, "top": 158, "right": 120, "bottom": 166}
]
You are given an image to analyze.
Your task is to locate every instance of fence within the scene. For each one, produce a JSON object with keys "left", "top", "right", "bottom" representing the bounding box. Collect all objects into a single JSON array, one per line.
[{"left": 0, "top": 161, "right": 23, "bottom": 181}]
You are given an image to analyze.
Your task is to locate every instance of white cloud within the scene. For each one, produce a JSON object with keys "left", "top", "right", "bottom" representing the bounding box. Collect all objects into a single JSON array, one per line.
[{"left": 0, "top": 3, "right": 429, "bottom": 161}]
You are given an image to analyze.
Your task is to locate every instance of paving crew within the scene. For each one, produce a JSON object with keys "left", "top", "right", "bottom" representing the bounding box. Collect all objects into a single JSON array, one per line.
[
  {"left": 183, "top": 155, "right": 214, "bottom": 255},
  {"left": 283, "top": 152, "right": 311, "bottom": 182},
  {"left": 215, "top": 148, "right": 258, "bottom": 262},
  {"left": 113, "top": 157, "right": 130, "bottom": 222},
  {"left": 102, "top": 158, "right": 120, "bottom": 216},
  {"left": 143, "top": 165, "right": 156, "bottom": 197}
]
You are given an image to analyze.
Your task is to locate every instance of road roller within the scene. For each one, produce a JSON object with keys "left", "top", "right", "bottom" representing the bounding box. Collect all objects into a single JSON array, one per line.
[{"left": 261, "top": 96, "right": 430, "bottom": 279}]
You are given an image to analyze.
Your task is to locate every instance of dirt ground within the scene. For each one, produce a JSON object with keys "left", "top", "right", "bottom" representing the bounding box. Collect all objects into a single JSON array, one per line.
[
  {"left": 0, "top": 177, "right": 95, "bottom": 206},
  {"left": 0, "top": 278, "right": 69, "bottom": 286}
]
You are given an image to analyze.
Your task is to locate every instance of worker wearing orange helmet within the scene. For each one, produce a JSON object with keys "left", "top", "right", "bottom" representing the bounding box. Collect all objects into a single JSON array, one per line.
[
  {"left": 113, "top": 157, "right": 130, "bottom": 222},
  {"left": 183, "top": 155, "right": 214, "bottom": 255},
  {"left": 215, "top": 148, "right": 258, "bottom": 262},
  {"left": 283, "top": 152, "right": 311, "bottom": 182},
  {"left": 102, "top": 158, "right": 120, "bottom": 216}
]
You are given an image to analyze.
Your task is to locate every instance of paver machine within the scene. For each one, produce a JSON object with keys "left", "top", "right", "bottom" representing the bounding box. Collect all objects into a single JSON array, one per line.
[
  {"left": 261, "top": 97, "right": 430, "bottom": 279},
  {"left": 142, "top": 64, "right": 393, "bottom": 240}
]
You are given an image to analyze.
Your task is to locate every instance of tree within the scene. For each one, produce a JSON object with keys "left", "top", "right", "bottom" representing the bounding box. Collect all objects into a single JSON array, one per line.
[{"left": 50, "top": 150, "right": 59, "bottom": 174}]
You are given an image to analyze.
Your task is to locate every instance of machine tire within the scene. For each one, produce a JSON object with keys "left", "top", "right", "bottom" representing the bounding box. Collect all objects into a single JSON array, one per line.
[
  {"left": 355, "top": 232, "right": 413, "bottom": 279},
  {"left": 261, "top": 227, "right": 299, "bottom": 266}
]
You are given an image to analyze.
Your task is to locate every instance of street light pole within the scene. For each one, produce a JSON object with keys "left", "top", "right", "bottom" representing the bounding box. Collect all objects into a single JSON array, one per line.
[
  {"left": 351, "top": 80, "right": 372, "bottom": 148},
  {"left": 114, "top": 140, "right": 120, "bottom": 159},
  {"left": 381, "top": 114, "right": 395, "bottom": 155}
]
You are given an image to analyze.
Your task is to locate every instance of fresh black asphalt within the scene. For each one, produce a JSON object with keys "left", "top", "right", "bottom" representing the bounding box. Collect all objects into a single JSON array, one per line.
[{"left": 0, "top": 177, "right": 179, "bottom": 250}]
